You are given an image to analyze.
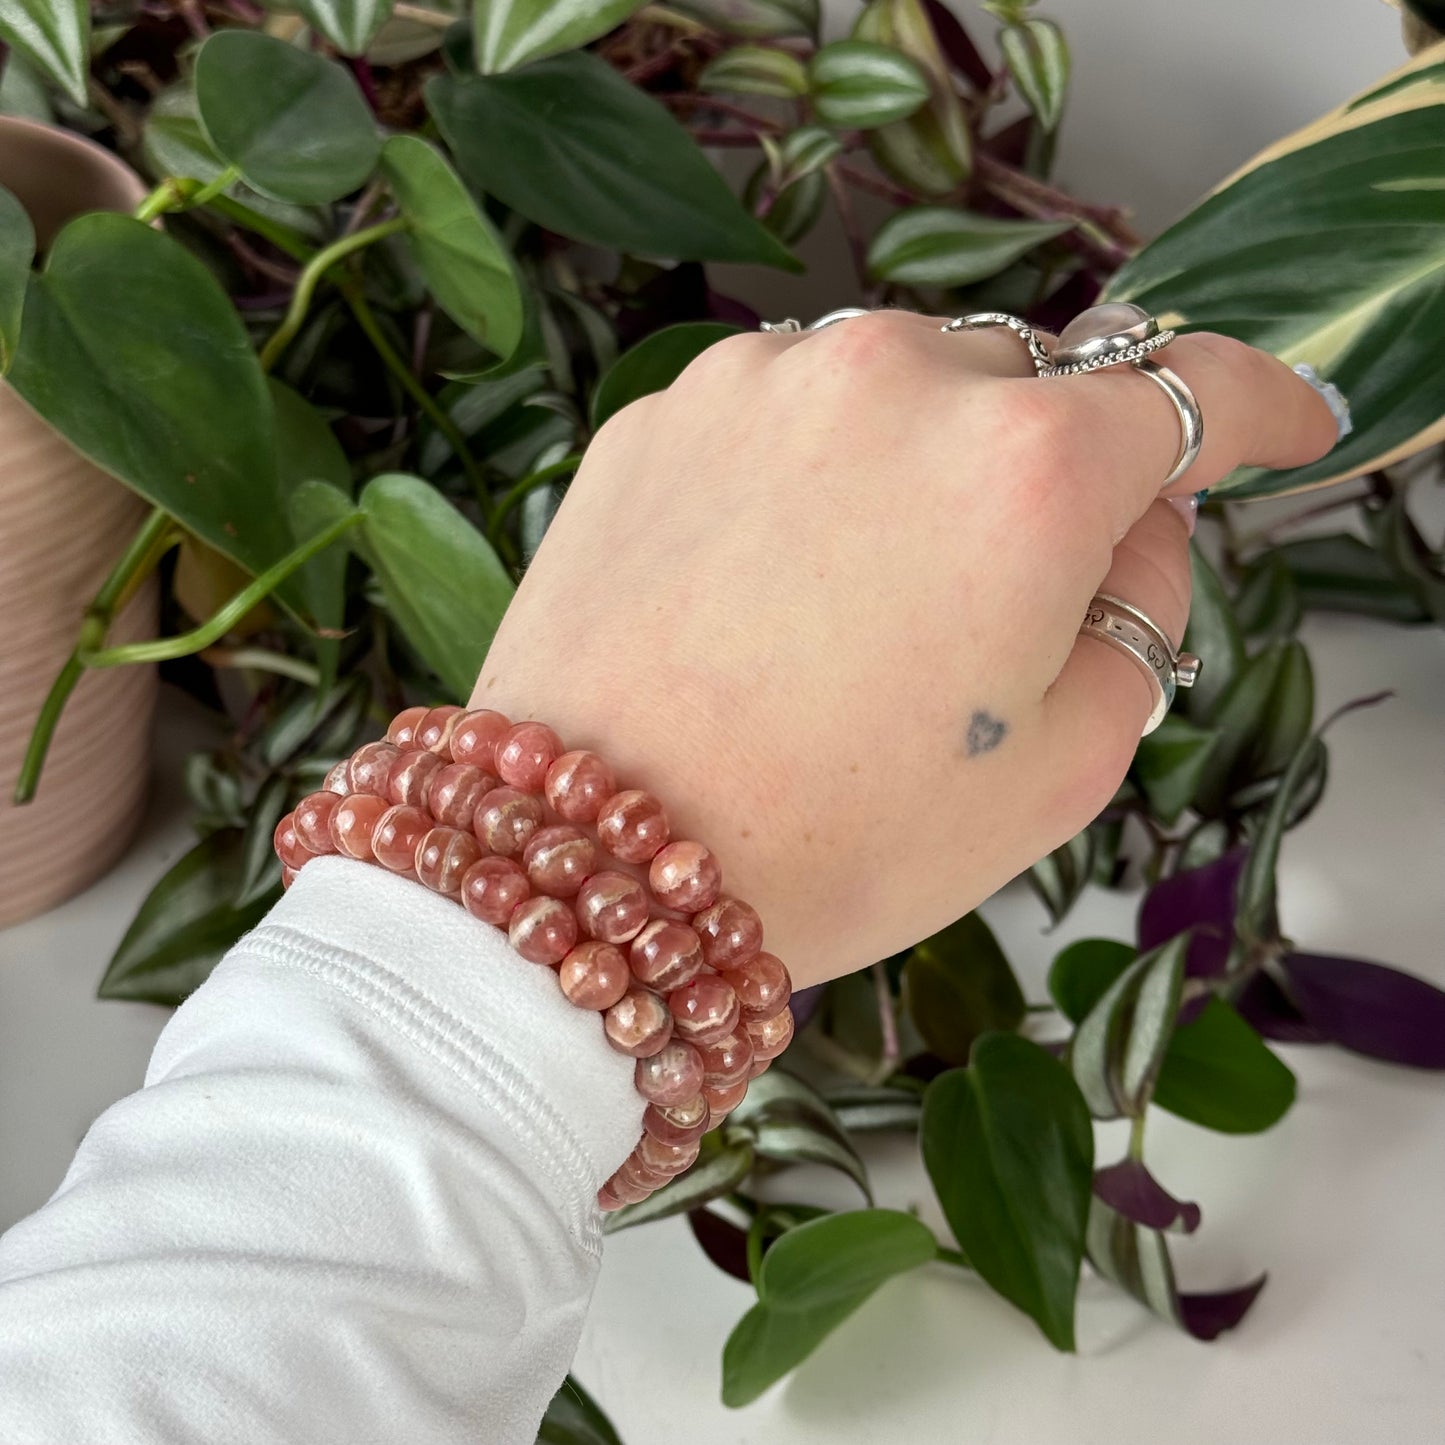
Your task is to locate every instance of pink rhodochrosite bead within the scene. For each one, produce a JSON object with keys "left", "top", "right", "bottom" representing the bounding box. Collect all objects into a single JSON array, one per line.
[
  {"left": 693, "top": 895, "right": 763, "bottom": 971},
  {"left": 508, "top": 895, "right": 578, "bottom": 964},
  {"left": 634, "top": 1040, "right": 704, "bottom": 1107},
  {"left": 281, "top": 865, "right": 299, "bottom": 890},
  {"left": 329, "top": 794, "right": 390, "bottom": 861},
  {"left": 668, "top": 973, "right": 740, "bottom": 1046},
  {"left": 460, "top": 856, "right": 530, "bottom": 927},
  {"left": 602, "top": 1172, "right": 650, "bottom": 1206},
  {"left": 732, "top": 950, "right": 792, "bottom": 1022},
  {"left": 428, "top": 763, "right": 494, "bottom": 831},
  {"left": 637, "top": 1131, "right": 700, "bottom": 1176},
  {"left": 416, "top": 705, "right": 463, "bottom": 757},
  {"left": 649, "top": 840, "right": 721, "bottom": 912},
  {"left": 386, "top": 705, "right": 428, "bottom": 748},
  {"left": 558, "top": 941, "right": 631, "bottom": 1010},
  {"left": 596, "top": 789, "right": 669, "bottom": 863},
  {"left": 347, "top": 741, "right": 400, "bottom": 797},
  {"left": 545, "top": 750, "right": 616, "bottom": 823},
  {"left": 273, "top": 813, "right": 313, "bottom": 872},
  {"left": 618, "top": 1153, "right": 673, "bottom": 1192},
  {"left": 416, "top": 826, "right": 481, "bottom": 896},
  {"left": 575, "top": 870, "right": 650, "bottom": 944},
  {"left": 746, "top": 1008, "right": 795, "bottom": 1061},
  {"left": 748, "top": 1056, "right": 772, "bottom": 1080},
  {"left": 702, "top": 1077, "right": 749, "bottom": 1118},
  {"left": 698, "top": 1028, "right": 753, "bottom": 1088},
  {"left": 293, "top": 791, "right": 341, "bottom": 854},
  {"left": 495, "top": 720, "right": 564, "bottom": 791},
  {"left": 522, "top": 824, "right": 596, "bottom": 898},
  {"left": 386, "top": 748, "right": 443, "bottom": 808},
  {"left": 449, "top": 709, "right": 512, "bottom": 772},
  {"left": 473, "top": 786, "right": 544, "bottom": 858},
  {"left": 630, "top": 919, "right": 704, "bottom": 992},
  {"left": 371, "top": 804, "right": 432, "bottom": 874},
  {"left": 604, "top": 989, "right": 673, "bottom": 1057},
  {"left": 642, "top": 1095, "right": 710, "bottom": 1146},
  {"left": 323, "top": 760, "right": 349, "bottom": 795}
]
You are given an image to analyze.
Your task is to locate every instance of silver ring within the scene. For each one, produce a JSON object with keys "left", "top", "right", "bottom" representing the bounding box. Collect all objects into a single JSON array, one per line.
[
  {"left": 940, "top": 312, "right": 1052, "bottom": 373},
  {"left": 761, "top": 307, "right": 874, "bottom": 334},
  {"left": 1079, "top": 592, "right": 1201, "bottom": 735},
  {"left": 1132, "top": 358, "right": 1203, "bottom": 488}
]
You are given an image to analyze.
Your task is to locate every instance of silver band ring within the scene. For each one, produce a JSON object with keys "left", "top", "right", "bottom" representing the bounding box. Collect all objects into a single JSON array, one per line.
[
  {"left": 762, "top": 307, "right": 874, "bottom": 334},
  {"left": 1079, "top": 592, "right": 1202, "bottom": 735},
  {"left": 1131, "top": 358, "right": 1204, "bottom": 489}
]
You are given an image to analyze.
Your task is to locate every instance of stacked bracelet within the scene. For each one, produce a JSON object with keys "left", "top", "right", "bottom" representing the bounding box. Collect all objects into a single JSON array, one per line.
[{"left": 271, "top": 704, "right": 795, "bottom": 1212}]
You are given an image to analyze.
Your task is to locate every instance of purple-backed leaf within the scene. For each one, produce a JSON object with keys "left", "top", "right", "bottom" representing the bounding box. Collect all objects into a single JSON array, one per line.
[
  {"left": 789, "top": 982, "right": 824, "bottom": 1032},
  {"left": 1281, "top": 953, "right": 1445, "bottom": 1068},
  {"left": 924, "top": 0, "right": 993, "bottom": 89},
  {"left": 707, "top": 288, "right": 761, "bottom": 330},
  {"left": 1179, "top": 1274, "right": 1267, "bottom": 1341},
  {"left": 1137, "top": 847, "right": 1248, "bottom": 978},
  {"left": 688, "top": 1207, "right": 752, "bottom": 1283},
  {"left": 1235, "top": 969, "right": 1328, "bottom": 1044},
  {"left": 1093, "top": 1159, "right": 1201, "bottom": 1234},
  {"left": 1175, "top": 992, "right": 1209, "bottom": 1029}
]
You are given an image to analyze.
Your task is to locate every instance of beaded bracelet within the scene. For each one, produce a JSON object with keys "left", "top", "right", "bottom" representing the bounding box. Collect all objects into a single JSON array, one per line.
[{"left": 271, "top": 705, "right": 795, "bottom": 1212}]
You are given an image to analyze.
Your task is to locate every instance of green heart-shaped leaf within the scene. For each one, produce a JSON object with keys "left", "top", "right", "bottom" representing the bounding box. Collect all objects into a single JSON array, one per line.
[
  {"left": 0, "top": 183, "right": 34, "bottom": 371},
  {"left": 868, "top": 206, "right": 1070, "bottom": 286},
  {"left": 6, "top": 213, "right": 289, "bottom": 584},
  {"left": 380, "top": 134, "right": 524, "bottom": 360},
  {"left": 427, "top": 52, "right": 798, "bottom": 268},
  {"left": 590, "top": 321, "right": 740, "bottom": 429},
  {"left": 904, "top": 910, "right": 1026, "bottom": 1065},
  {"left": 721, "top": 1209, "right": 937, "bottom": 1406},
  {"left": 195, "top": 29, "right": 379, "bottom": 204},
  {"left": 922, "top": 1033, "right": 1093, "bottom": 1350},
  {"left": 472, "top": 0, "right": 648, "bottom": 73},
  {"left": 809, "top": 39, "right": 929, "bottom": 128},
  {"left": 0, "top": 0, "right": 89, "bottom": 106},
  {"left": 1047, "top": 937, "right": 1136, "bottom": 1024}
]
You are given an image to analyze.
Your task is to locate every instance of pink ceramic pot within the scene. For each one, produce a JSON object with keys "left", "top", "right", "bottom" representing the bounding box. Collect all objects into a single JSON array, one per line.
[{"left": 0, "top": 117, "right": 159, "bottom": 926}]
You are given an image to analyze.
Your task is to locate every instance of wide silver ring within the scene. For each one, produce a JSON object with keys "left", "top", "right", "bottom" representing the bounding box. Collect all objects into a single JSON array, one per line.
[{"left": 1079, "top": 592, "right": 1201, "bottom": 735}]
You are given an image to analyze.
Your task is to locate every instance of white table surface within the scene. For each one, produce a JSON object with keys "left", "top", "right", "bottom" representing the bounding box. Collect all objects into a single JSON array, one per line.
[{"left": 3, "top": 606, "right": 1443, "bottom": 1444}]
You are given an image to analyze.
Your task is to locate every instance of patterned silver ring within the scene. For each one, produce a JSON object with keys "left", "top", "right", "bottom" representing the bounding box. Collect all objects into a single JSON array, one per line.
[
  {"left": 1080, "top": 592, "right": 1201, "bottom": 735},
  {"left": 940, "top": 312, "right": 1053, "bottom": 373}
]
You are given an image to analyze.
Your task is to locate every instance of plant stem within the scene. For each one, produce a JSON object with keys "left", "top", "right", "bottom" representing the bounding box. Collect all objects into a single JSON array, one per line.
[
  {"left": 258, "top": 217, "right": 407, "bottom": 372},
  {"left": 198, "top": 646, "right": 323, "bottom": 686},
  {"left": 974, "top": 151, "right": 1143, "bottom": 255},
  {"left": 1127, "top": 1112, "right": 1147, "bottom": 1162},
  {"left": 133, "top": 176, "right": 200, "bottom": 224},
  {"left": 340, "top": 281, "right": 492, "bottom": 521},
  {"left": 825, "top": 163, "right": 872, "bottom": 296},
  {"left": 80, "top": 513, "right": 362, "bottom": 669},
  {"left": 206, "top": 194, "right": 316, "bottom": 262},
  {"left": 660, "top": 92, "right": 784, "bottom": 135},
  {"left": 12, "top": 506, "right": 177, "bottom": 804},
  {"left": 487, "top": 454, "right": 582, "bottom": 546},
  {"left": 188, "top": 164, "right": 242, "bottom": 208}
]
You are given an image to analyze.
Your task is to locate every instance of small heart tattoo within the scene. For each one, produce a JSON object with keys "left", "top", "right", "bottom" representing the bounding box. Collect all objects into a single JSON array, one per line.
[{"left": 966, "top": 710, "right": 1008, "bottom": 757}]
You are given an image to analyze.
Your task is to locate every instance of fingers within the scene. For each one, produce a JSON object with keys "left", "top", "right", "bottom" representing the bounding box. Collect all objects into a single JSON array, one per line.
[{"left": 1041, "top": 497, "right": 1194, "bottom": 767}]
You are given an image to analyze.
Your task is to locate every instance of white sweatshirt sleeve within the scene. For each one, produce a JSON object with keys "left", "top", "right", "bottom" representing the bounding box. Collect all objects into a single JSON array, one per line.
[{"left": 0, "top": 855, "right": 645, "bottom": 1445}]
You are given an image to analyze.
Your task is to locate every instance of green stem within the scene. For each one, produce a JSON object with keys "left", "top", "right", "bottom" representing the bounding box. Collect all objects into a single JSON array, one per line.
[
  {"left": 935, "top": 1245, "right": 971, "bottom": 1270},
  {"left": 188, "top": 164, "right": 243, "bottom": 209},
  {"left": 199, "top": 646, "right": 322, "bottom": 686},
  {"left": 12, "top": 507, "right": 177, "bottom": 804},
  {"left": 133, "top": 176, "right": 200, "bottom": 223},
  {"left": 1127, "top": 1112, "right": 1147, "bottom": 1162},
  {"left": 487, "top": 454, "right": 582, "bottom": 546},
  {"left": 80, "top": 514, "right": 362, "bottom": 669},
  {"left": 258, "top": 217, "right": 407, "bottom": 373},
  {"left": 205, "top": 194, "right": 316, "bottom": 263},
  {"left": 340, "top": 281, "right": 492, "bottom": 521}
]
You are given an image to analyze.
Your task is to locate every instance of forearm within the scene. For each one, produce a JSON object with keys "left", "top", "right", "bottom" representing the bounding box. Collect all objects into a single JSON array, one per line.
[{"left": 0, "top": 858, "right": 642, "bottom": 1445}]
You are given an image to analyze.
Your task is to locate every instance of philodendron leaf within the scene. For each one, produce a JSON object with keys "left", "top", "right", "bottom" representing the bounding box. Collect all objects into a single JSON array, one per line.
[
  {"left": 729, "top": 1068, "right": 871, "bottom": 1201},
  {"left": 591, "top": 322, "right": 740, "bottom": 429},
  {"left": 602, "top": 1136, "right": 755, "bottom": 1232},
  {"left": 721, "top": 1209, "right": 937, "bottom": 1406},
  {"left": 809, "top": 39, "right": 929, "bottom": 128},
  {"left": 1088, "top": 1197, "right": 1265, "bottom": 1341},
  {"left": 1069, "top": 936, "right": 1187, "bottom": 1119},
  {"left": 1093, "top": 1158, "right": 1201, "bottom": 1234},
  {"left": 99, "top": 829, "right": 276, "bottom": 1005},
  {"left": 195, "top": 30, "right": 379, "bottom": 204},
  {"left": 0, "top": 184, "right": 34, "bottom": 372},
  {"left": 868, "top": 206, "right": 1070, "bottom": 287},
  {"left": 999, "top": 17, "right": 1069, "bottom": 131},
  {"left": 427, "top": 53, "right": 798, "bottom": 268},
  {"left": 1047, "top": 938, "right": 1136, "bottom": 1024},
  {"left": 537, "top": 1374, "right": 623, "bottom": 1445},
  {"left": 473, "top": 0, "right": 647, "bottom": 73},
  {"left": 0, "top": 0, "right": 89, "bottom": 106},
  {"left": 701, "top": 45, "right": 809, "bottom": 99},
  {"left": 1153, "top": 998, "right": 1296, "bottom": 1134},
  {"left": 1106, "top": 46, "right": 1445, "bottom": 496},
  {"left": 6, "top": 214, "right": 293, "bottom": 587},
  {"left": 357, "top": 474, "right": 514, "bottom": 701},
  {"left": 904, "top": 911, "right": 1026, "bottom": 1066},
  {"left": 671, "top": 0, "right": 818, "bottom": 38},
  {"left": 290, "top": 1, "right": 397, "bottom": 55},
  {"left": 379, "top": 135, "right": 524, "bottom": 361},
  {"left": 922, "top": 1033, "right": 1093, "bottom": 1350}
]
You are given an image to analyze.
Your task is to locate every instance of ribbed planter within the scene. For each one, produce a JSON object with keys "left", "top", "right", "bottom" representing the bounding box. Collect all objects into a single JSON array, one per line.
[{"left": 0, "top": 117, "right": 159, "bottom": 927}]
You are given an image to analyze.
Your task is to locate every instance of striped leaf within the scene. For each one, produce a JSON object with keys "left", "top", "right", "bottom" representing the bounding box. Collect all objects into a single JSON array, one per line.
[
  {"left": 287, "top": 0, "right": 396, "bottom": 54},
  {"left": 1000, "top": 17, "right": 1069, "bottom": 132},
  {"left": 602, "top": 1136, "right": 756, "bottom": 1232},
  {"left": 730, "top": 1068, "right": 871, "bottom": 1200},
  {"left": 809, "top": 39, "right": 929, "bottom": 129},
  {"left": 471, "top": 0, "right": 647, "bottom": 74},
  {"left": 0, "top": 0, "right": 88, "bottom": 106},
  {"left": 1107, "top": 42, "right": 1445, "bottom": 497},
  {"left": 701, "top": 45, "right": 809, "bottom": 99}
]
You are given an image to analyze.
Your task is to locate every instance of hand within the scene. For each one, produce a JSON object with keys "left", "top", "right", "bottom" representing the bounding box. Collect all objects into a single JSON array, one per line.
[{"left": 473, "top": 311, "right": 1338, "bottom": 989}]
